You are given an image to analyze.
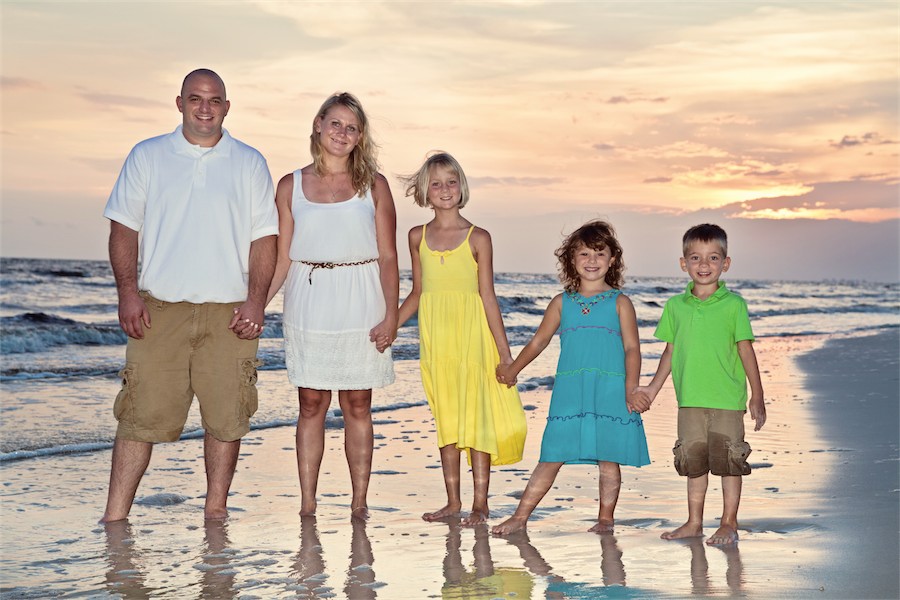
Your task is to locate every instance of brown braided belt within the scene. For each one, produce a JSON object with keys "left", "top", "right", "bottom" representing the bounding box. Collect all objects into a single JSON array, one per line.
[{"left": 300, "top": 258, "right": 377, "bottom": 284}]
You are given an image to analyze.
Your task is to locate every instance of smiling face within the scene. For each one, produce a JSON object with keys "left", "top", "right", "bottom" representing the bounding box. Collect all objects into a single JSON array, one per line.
[
  {"left": 314, "top": 104, "right": 361, "bottom": 158},
  {"left": 426, "top": 165, "right": 462, "bottom": 209},
  {"left": 680, "top": 240, "right": 731, "bottom": 288},
  {"left": 176, "top": 72, "right": 229, "bottom": 147},
  {"left": 573, "top": 243, "right": 615, "bottom": 289}
]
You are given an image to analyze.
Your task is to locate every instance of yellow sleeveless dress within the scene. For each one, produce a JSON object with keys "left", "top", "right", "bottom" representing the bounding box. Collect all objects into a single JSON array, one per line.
[{"left": 417, "top": 224, "right": 526, "bottom": 465}]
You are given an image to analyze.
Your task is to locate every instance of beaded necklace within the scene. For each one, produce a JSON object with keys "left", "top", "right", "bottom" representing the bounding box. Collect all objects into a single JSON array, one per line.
[{"left": 567, "top": 290, "right": 614, "bottom": 315}]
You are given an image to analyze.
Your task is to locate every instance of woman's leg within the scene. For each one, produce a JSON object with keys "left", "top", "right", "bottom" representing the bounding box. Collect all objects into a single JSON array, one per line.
[{"left": 296, "top": 387, "right": 331, "bottom": 515}]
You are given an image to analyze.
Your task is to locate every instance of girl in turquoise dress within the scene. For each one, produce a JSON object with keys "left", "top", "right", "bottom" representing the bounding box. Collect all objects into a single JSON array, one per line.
[{"left": 492, "top": 220, "right": 651, "bottom": 535}]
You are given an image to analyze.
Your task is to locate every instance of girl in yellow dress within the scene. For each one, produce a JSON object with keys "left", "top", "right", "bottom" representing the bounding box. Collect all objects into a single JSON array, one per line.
[{"left": 398, "top": 152, "right": 526, "bottom": 526}]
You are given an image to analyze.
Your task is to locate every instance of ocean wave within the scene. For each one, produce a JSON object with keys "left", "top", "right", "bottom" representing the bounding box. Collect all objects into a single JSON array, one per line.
[
  {"left": 1, "top": 313, "right": 126, "bottom": 354},
  {"left": 0, "top": 399, "right": 429, "bottom": 462}
]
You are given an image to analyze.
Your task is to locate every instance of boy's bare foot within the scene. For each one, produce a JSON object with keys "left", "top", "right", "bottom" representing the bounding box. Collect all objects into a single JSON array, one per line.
[
  {"left": 706, "top": 524, "right": 738, "bottom": 545},
  {"left": 661, "top": 522, "right": 704, "bottom": 540},
  {"left": 422, "top": 503, "right": 462, "bottom": 521},
  {"left": 588, "top": 518, "right": 614, "bottom": 533},
  {"left": 491, "top": 515, "right": 528, "bottom": 536},
  {"left": 461, "top": 509, "right": 488, "bottom": 527},
  {"left": 351, "top": 506, "right": 370, "bottom": 522}
]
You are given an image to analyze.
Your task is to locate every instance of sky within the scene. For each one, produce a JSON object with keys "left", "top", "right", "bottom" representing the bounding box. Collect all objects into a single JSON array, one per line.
[{"left": 1, "top": 1, "right": 898, "bottom": 282}]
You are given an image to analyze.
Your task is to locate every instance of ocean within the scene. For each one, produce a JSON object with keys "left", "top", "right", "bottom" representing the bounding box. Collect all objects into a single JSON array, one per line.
[{"left": 2, "top": 256, "right": 897, "bottom": 462}]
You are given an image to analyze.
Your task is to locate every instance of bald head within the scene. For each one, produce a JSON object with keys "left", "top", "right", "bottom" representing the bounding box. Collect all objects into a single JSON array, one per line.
[{"left": 181, "top": 69, "right": 226, "bottom": 99}]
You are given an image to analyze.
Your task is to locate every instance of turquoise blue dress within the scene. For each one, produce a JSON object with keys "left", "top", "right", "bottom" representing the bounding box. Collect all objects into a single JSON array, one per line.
[{"left": 539, "top": 290, "right": 650, "bottom": 466}]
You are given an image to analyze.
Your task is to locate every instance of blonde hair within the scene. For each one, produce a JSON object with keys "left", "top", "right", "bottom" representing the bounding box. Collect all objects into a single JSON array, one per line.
[
  {"left": 310, "top": 92, "right": 379, "bottom": 196},
  {"left": 555, "top": 220, "right": 626, "bottom": 292},
  {"left": 403, "top": 151, "right": 471, "bottom": 208}
]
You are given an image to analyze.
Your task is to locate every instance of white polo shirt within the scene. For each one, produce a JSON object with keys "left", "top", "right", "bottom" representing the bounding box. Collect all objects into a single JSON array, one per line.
[{"left": 104, "top": 126, "right": 278, "bottom": 303}]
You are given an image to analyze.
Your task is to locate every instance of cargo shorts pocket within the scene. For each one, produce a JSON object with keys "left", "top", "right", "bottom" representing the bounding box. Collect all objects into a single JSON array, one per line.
[
  {"left": 239, "top": 358, "right": 262, "bottom": 419},
  {"left": 112, "top": 363, "right": 137, "bottom": 424},
  {"left": 672, "top": 439, "right": 690, "bottom": 476},
  {"left": 727, "top": 441, "right": 752, "bottom": 476}
]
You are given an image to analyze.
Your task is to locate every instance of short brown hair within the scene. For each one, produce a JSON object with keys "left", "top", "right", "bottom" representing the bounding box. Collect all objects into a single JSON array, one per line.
[
  {"left": 555, "top": 220, "right": 625, "bottom": 292},
  {"left": 682, "top": 223, "right": 728, "bottom": 256}
]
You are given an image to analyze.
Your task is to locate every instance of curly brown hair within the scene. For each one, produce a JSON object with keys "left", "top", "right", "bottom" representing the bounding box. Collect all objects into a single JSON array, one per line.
[{"left": 555, "top": 220, "right": 625, "bottom": 292}]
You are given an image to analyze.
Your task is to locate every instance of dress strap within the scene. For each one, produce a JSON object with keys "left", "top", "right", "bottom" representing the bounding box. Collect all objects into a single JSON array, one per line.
[{"left": 464, "top": 225, "right": 475, "bottom": 241}]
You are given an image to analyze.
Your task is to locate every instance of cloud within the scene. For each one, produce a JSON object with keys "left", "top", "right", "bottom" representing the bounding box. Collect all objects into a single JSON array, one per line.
[
  {"left": 643, "top": 176, "right": 672, "bottom": 184},
  {"left": 830, "top": 132, "right": 898, "bottom": 149},
  {"left": 607, "top": 95, "right": 668, "bottom": 104},
  {"left": 470, "top": 176, "right": 565, "bottom": 188},
  {"left": 718, "top": 180, "right": 900, "bottom": 222},
  {"left": 593, "top": 143, "right": 616, "bottom": 151},
  {"left": 0, "top": 76, "right": 43, "bottom": 91},
  {"left": 78, "top": 92, "right": 166, "bottom": 110}
]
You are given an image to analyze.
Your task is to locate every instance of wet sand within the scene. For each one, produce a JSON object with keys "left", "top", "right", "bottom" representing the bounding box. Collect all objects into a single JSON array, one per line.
[{"left": 1, "top": 330, "right": 897, "bottom": 598}]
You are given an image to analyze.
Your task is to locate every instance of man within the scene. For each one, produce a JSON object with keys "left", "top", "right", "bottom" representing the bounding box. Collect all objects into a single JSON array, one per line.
[{"left": 101, "top": 68, "right": 277, "bottom": 522}]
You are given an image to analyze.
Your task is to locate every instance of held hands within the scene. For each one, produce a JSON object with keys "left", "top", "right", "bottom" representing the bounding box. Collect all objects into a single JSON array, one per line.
[
  {"left": 749, "top": 395, "right": 767, "bottom": 431},
  {"left": 495, "top": 361, "right": 518, "bottom": 388},
  {"left": 369, "top": 318, "right": 398, "bottom": 353},
  {"left": 118, "top": 291, "right": 151, "bottom": 339},
  {"left": 626, "top": 387, "right": 652, "bottom": 414},
  {"left": 229, "top": 300, "right": 265, "bottom": 340}
]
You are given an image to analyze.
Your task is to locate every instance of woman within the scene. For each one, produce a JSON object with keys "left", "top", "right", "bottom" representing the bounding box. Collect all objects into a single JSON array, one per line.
[{"left": 267, "top": 92, "right": 398, "bottom": 519}]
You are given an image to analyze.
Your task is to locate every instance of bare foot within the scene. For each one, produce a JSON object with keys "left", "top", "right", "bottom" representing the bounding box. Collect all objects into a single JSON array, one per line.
[
  {"left": 491, "top": 515, "right": 528, "bottom": 536},
  {"left": 204, "top": 508, "right": 228, "bottom": 521},
  {"left": 706, "top": 524, "right": 738, "bottom": 545},
  {"left": 461, "top": 509, "right": 488, "bottom": 527},
  {"left": 661, "top": 522, "right": 703, "bottom": 540},
  {"left": 422, "top": 503, "right": 462, "bottom": 522},
  {"left": 299, "top": 499, "right": 317, "bottom": 517},
  {"left": 588, "top": 518, "right": 614, "bottom": 533},
  {"left": 351, "top": 506, "right": 370, "bottom": 522}
]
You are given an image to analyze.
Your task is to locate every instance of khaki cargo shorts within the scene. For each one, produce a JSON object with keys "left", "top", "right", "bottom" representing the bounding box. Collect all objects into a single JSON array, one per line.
[
  {"left": 113, "top": 292, "right": 261, "bottom": 443},
  {"left": 673, "top": 407, "right": 751, "bottom": 477}
]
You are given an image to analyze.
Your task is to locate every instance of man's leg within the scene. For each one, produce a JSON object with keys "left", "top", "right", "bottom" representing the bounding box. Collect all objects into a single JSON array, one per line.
[
  {"left": 204, "top": 432, "right": 241, "bottom": 520},
  {"left": 101, "top": 438, "right": 153, "bottom": 523}
]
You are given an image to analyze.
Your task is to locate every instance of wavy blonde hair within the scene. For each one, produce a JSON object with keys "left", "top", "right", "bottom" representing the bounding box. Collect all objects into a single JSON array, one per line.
[
  {"left": 403, "top": 151, "right": 471, "bottom": 208},
  {"left": 310, "top": 92, "right": 379, "bottom": 196},
  {"left": 555, "top": 220, "right": 625, "bottom": 292}
]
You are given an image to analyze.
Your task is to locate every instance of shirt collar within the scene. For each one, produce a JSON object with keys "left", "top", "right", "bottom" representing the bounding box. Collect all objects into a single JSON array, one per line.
[
  {"left": 683, "top": 280, "right": 728, "bottom": 304},
  {"left": 169, "top": 125, "right": 233, "bottom": 157}
]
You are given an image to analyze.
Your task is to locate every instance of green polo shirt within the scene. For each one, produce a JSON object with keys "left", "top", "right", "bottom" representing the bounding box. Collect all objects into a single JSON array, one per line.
[{"left": 654, "top": 281, "right": 754, "bottom": 410}]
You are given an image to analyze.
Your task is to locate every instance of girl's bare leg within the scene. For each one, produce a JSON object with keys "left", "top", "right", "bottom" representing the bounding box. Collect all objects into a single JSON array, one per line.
[
  {"left": 338, "top": 389, "right": 374, "bottom": 520},
  {"left": 423, "top": 444, "right": 463, "bottom": 521},
  {"left": 662, "top": 473, "right": 708, "bottom": 539},
  {"left": 462, "top": 450, "right": 491, "bottom": 526},
  {"left": 589, "top": 461, "right": 621, "bottom": 533},
  {"left": 491, "top": 462, "right": 563, "bottom": 535},
  {"left": 296, "top": 388, "right": 331, "bottom": 516}
]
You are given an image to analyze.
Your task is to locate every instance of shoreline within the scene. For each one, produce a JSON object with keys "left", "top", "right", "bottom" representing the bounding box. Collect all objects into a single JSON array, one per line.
[{"left": 1, "top": 329, "right": 897, "bottom": 598}]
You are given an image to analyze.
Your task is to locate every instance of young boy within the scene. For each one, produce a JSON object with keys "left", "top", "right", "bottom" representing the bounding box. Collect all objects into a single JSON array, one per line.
[{"left": 639, "top": 223, "right": 766, "bottom": 545}]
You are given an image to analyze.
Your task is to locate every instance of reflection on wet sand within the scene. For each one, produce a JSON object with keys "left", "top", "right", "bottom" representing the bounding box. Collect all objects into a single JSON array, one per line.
[
  {"left": 200, "top": 520, "right": 237, "bottom": 599},
  {"left": 103, "top": 520, "right": 152, "bottom": 599},
  {"left": 684, "top": 537, "right": 745, "bottom": 594},
  {"left": 441, "top": 519, "right": 533, "bottom": 599},
  {"left": 503, "top": 529, "right": 628, "bottom": 598},
  {"left": 439, "top": 519, "right": 631, "bottom": 598},
  {"left": 291, "top": 515, "right": 378, "bottom": 598}
]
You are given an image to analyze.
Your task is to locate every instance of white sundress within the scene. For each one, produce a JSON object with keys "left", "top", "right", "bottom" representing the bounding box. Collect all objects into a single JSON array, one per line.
[{"left": 282, "top": 170, "right": 394, "bottom": 390}]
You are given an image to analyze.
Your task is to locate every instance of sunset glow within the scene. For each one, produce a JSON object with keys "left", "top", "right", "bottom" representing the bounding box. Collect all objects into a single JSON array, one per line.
[{"left": 1, "top": 1, "right": 897, "bottom": 281}]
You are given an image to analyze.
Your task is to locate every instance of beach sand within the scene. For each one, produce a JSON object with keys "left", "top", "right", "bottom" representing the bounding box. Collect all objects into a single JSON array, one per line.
[{"left": 1, "top": 330, "right": 898, "bottom": 598}]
